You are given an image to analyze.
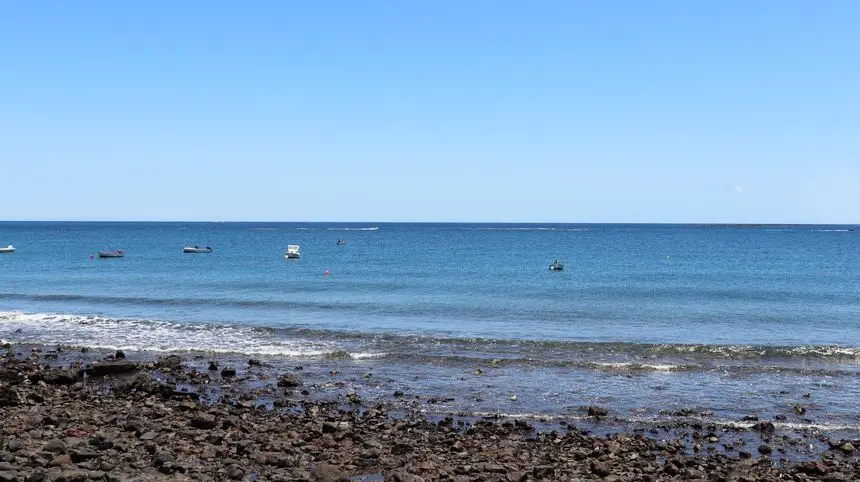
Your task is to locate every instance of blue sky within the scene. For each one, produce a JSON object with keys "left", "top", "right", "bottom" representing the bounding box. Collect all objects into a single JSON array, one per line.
[{"left": 2, "top": 1, "right": 858, "bottom": 223}]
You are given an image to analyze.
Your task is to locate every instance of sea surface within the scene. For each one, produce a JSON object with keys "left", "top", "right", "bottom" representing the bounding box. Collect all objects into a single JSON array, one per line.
[{"left": 2, "top": 222, "right": 859, "bottom": 439}]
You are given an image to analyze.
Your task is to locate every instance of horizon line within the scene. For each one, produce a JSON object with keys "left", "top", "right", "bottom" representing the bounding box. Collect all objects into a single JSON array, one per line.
[{"left": 1, "top": 220, "right": 858, "bottom": 226}]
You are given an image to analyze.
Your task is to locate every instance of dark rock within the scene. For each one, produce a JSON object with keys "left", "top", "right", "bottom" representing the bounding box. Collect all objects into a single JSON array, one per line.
[
  {"left": 39, "top": 370, "right": 79, "bottom": 385},
  {"left": 347, "top": 392, "right": 361, "bottom": 404},
  {"left": 86, "top": 471, "right": 105, "bottom": 480},
  {"left": 114, "top": 350, "right": 125, "bottom": 359},
  {"left": 69, "top": 449, "right": 99, "bottom": 463},
  {"left": 738, "top": 451, "right": 752, "bottom": 459},
  {"left": 85, "top": 360, "right": 137, "bottom": 377},
  {"left": 220, "top": 367, "right": 236, "bottom": 377},
  {"left": 591, "top": 461, "right": 611, "bottom": 477},
  {"left": 190, "top": 413, "right": 217, "bottom": 430},
  {"left": 754, "top": 421, "right": 775, "bottom": 436},
  {"left": 0, "top": 386, "right": 21, "bottom": 407},
  {"left": 741, "top": 415, "right": 759, "bottom": 422},
  {"left": 6, "top": 440, "right": 23, "bottom": 452},
  {"left": 248, "top": 359, "right": 263, "bottom": 367},
  {"left": 48, "top": 469, "right": 88, "bottom": 482},
  {"left": 393, "top": 390, "right": 404, "bottom": 398},
  {"left": 796, "top": 461, "right": 828, "bottom": 476},
  {"left": 207, "top": 361, "right": 218, "bottom": 371},
  {"left": 25, "top": 471, "right": 46, "bottom": 482},
  {"left": 152, "top": 451, "right": 176, "bottom": 467},
  {"left": 155, "top": 355, "right": 182, "bottom": 370},
  {"left": 277, "top": 373, "right": 302, "bottom": 388},
  {"left": 758, "top": 444, "right": 773, "bottom": 455},
  {"left": 587, "top": 406, "right": 608, "bottom": 417},
  {"left": 227, "top": 464, "right": 245, "bottom": 480}
]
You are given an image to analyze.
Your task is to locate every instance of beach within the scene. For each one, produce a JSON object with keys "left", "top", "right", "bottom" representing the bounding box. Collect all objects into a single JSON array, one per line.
[{"left": 1, "top": 343, "right": 858, "bottom": 481}]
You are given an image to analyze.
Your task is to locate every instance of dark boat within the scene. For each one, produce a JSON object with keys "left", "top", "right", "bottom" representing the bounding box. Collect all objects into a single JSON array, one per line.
[
  {"left": 549, "top": 259, "right": 564, "bottom": 271},
  {"left": 98, "top": 250, "right": 124, "bottom": 258},
  {"left": 183, "top": 246, "right": 213, "bottom": 253}
]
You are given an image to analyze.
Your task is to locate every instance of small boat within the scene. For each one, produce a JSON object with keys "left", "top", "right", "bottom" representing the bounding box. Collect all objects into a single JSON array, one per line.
[
  {"left": 284, "top": 245, "right": 301, "bottom": 259},
  {"left": 336, "top": 239, "right": 346, "bottom": 246},
  {"left": 549, "top": 259, "right": 564, "bottom": 271},
  {"left": 98, "top": 250, "right": 124, "bottom": 258},
  {"left": 0, "top": 244, "right": 14, "bottom": 254},
  {"left": 183, "top": 245, "right": 213, "bottom": 253}
]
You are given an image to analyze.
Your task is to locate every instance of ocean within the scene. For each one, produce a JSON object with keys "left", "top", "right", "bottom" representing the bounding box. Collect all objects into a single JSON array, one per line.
[{"left": 1, "top": 222, "right": 859, "bottom": 441}]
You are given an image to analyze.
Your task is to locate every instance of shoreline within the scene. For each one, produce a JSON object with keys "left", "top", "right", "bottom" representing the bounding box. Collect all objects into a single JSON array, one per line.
[{"left": 1, "top": 344, "right": 858, "bottom": 481}]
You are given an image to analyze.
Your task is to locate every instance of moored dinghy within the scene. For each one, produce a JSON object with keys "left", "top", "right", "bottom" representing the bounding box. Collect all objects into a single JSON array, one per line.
[
  {"left": 284, "top": 245, "right": 301, "bottom": 259},
  {"left": 98, "top": 250, "right": 125, "bottom": 258},
  {"left": 0, "top": 244, "right": 14, "bottom": 253},
  {"left": 183, "top": 245, "right": 213, "bottom": 253},
  {"left": 549, "top": 259, "right": 564, "bottom": 271}
]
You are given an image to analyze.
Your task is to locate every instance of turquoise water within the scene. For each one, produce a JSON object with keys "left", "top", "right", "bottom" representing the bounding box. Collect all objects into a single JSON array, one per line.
[{"left": 2, "top": 222, "right": 859, "bottom": 432}]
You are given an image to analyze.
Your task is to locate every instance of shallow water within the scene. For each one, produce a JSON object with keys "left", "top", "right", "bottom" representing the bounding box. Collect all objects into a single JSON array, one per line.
[{"left": 1, "top": 221, "right": 859, "bottom": 438}]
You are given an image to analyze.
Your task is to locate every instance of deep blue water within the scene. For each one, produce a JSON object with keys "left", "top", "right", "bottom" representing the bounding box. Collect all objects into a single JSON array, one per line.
[{"left": 2, "top": 222, "right": 859, "bottom": 434}]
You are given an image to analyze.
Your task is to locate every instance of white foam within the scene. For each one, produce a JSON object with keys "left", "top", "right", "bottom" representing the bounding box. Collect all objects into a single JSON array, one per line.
[
  {"left": 591, "top": 362, "right": 681, "bottom": 371},
  {"left": 0, "top": 311, "right": 375, "bottom": 358}
]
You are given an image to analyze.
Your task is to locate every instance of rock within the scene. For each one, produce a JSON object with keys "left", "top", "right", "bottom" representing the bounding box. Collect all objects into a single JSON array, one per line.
[
  {"left": 277, "top": 373, "right": 302, "bottom": 388},
  {"left": 42, "top": 439, "right": 67, "bottom": 454},
  {"left": 207, "top": 361, "right": 218, "bottom": 371},
  {"left": 0, "top": 386, "right": 21, "bottom": 407},
  {"left": 794, "top": 405, "right": 806, "bottom": 415},
  {"left": 114, "top": 350, "right": 125, "bottom": 359},
  {"left": 738, "top": 451, "right": 752, "bottom": 459},
  {"left": 0, "top": 471, "right": 17, "bottom": 482},
  {"left": 220, "top": 367, "right": 236, "bottom": 377},
  {"left": 48, "top": 470, "right": 89, "bottom": 482},
  {"left": 758, "top": 444, "right": 773, "bottom": 455},
  {"left": 839, "top": 442, "right": 855, "bottom": 454},
  {"left": 155, "top": 355, "right": 182, "bottom": 370},
  {"left": 754, "top": 421, "right": 775, "bottom": 436},
  {"left": 591, "top": 461, "right": 611, "bottom": 477},
  {"left": 68, "top": 448, "right": 99, "bottom": 463},
  {"left": 26, "top": 471, "right": 47, "bottom": 482},
  {"left": 347, "top": 392, "right": 361, "bottom": 404},
  {"left": 152, "top": 451, "right": 176, "bottom": 467},
  {"left": 248, "top": 359, "right": 263, "bottom": 367},
  {"left": 741, "top": 415, "right": 759, "bottom": 422},
  {"left": 796, "top": 461, "right": 828, "bottom": 476},
  {"left": 49, "top": 454, "right": 73, "bottom": 467},
  {"left": 6, "top": 439, "right": 23, "bottom": 452},
  {"left": 393, "top": 390, "right": 404, "bottom": 398},
  {"left": 587, "top": 406, "right": 608, "bottom": 417},
  {"left": 227, "top": 464, "right": 245, "bottom": 480},
  {"left": 0, "top": 464, "right": 14, "bottom": 472},
  {"left": 190, "top": 413, "right": 217, "bottom": 430},
  {"left": 312, "top": 463, "right": 348, "bottom": 482},
  {"left": 87, "top": 471, "right": 105, "bottom": 480},
  {"left": 85, "top": 360, "right": 137, "bottom": 377}
]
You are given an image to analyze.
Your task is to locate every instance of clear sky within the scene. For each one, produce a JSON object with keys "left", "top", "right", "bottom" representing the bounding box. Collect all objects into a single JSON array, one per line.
[{"left": 2, "top": 1, "right": 859, "bottom": 223}]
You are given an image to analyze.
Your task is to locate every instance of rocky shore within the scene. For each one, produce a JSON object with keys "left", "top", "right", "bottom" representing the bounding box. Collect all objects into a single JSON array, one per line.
[{"left": 1, "top": 344, "right": 858, "bottom": 481}]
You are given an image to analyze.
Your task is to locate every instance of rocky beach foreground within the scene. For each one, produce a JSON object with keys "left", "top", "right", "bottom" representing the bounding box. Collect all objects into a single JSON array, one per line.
[{"left": 1, "top": 345, "right": 858, "bottom": 481}]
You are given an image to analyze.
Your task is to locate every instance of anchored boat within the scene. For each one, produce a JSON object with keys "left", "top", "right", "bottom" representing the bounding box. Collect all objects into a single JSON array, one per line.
[
  {"left": 183, "top": 246, "right": 213, "bottom": 253},
  {"left": 98, "top": 250, "right": 124, "bottom": 258},
  {"left": 0, "top": 244, "right": 14, "bottom": 253},
  {"left": 284, "top": 245, "right": 301, "bottom": 259}
]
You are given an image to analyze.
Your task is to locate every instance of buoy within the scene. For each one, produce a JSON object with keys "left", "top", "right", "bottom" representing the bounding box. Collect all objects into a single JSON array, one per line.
[
  {"left": 89, "top": 255, "right": 94, "bottom": 260},
  {"left": 324, "top": 270, "right": 331, "bottom": 276}
]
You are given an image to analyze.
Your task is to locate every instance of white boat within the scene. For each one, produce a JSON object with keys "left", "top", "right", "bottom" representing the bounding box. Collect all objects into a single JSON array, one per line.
[
  {"left": 183, "top": 246, "right": 213, "bottom": 253},
  {"left": 549, "top": 259, "right": 564, "bottom": 271},
  {"left": 284, "top": 245, "right": 301, "bottom": 259},
  {"left": 0, "top": 244, "right": 14, "bottom": 254}
]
